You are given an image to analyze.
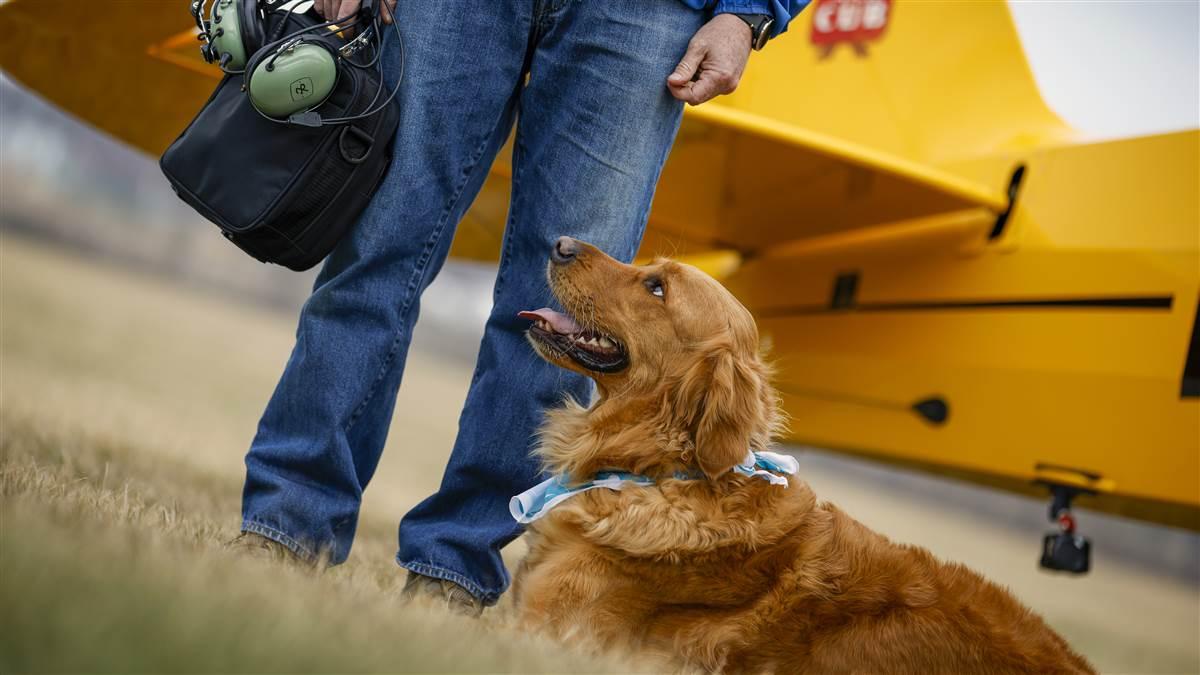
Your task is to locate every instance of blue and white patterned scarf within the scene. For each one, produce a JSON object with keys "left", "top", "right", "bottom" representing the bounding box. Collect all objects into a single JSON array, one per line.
[{"left": 510, "top": 450, "right": 800, "bottom": 524}]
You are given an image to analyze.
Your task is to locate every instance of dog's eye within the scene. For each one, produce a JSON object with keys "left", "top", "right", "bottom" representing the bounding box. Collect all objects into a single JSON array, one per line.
[{"left": 646, "top": 278, "right": 665, "bottom": 299}]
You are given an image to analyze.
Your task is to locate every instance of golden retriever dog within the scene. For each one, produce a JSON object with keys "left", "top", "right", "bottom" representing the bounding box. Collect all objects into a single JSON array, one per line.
[{"left": 510, "top": 237, "right": 1094, "bottom": 674}]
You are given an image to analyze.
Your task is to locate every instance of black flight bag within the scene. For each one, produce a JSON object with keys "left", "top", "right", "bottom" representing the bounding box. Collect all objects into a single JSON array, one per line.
[{"left": 160, "top": 11, "right": 399, "bottom": 271}]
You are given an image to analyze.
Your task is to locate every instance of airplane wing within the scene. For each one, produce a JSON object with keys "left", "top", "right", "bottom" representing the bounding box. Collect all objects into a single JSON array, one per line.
[
  {"left": 643, "top": 103, "right": 1008, "bottom": 261},
  {"left": 0, "top": 1, "right": 217, "bottom": 160},
  {"left": 0, "top": 0, "right": 1008, "bottom": 269}
]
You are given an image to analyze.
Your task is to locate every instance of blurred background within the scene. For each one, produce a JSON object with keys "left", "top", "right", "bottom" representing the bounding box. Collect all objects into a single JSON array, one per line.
[{"left": 2, "top": 1, "right": 1198, "bottom": 673}]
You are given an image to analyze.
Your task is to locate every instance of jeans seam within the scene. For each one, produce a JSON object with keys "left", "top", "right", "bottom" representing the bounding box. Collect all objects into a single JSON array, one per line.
[
  {"left": 540, "top": 0, "right": 571, "bottom": 21},
  {"left": 397, "top": 558, "right": 500, "bottom": 605},
  {"left": 491, "top": 129, "right": 529, "bottom": 304},
  {"left": 343, "top": 114, "right": 513, "bottom": 434},
  {"left": 457, "top": 132, "right": 525, "bottom": 394},
  {"left": 242, "top": 519, "right": 319, "bottom": 564}
]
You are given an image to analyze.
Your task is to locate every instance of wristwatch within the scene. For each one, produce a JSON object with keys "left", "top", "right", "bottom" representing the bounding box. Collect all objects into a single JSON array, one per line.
[{"left": 733, "top": 13, "right": 775, "bottom": 51}]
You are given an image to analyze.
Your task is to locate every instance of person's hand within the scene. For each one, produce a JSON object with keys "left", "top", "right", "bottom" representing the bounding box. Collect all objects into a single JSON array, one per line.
[
  {"left": 313, "top": 0, "right": 396, "bottom": 26},
  {"left": 667, "top": 14, "right": 753, "bottom": 106}
]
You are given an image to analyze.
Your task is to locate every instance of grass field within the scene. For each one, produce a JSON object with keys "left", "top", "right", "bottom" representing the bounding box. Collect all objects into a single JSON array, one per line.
[
  {"left": 1, "top": 233, "right": 632, "bottom": 673},
  {"left": 3, "top": 232, "right": 1198, "bottom": 673}
]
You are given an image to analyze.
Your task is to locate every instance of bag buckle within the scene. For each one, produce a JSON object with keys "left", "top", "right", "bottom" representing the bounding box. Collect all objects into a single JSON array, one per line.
[{"left": 339, "top": 125, "right": 374, "bottom": 165}]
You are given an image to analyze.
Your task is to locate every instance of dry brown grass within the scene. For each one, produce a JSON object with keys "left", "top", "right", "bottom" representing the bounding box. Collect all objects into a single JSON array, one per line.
[
  {"left": 0, "top": 234, "right": 633, "bottom": 673},
  {"left": 0, "top": 410, "right": 635, "bottom": 673}
]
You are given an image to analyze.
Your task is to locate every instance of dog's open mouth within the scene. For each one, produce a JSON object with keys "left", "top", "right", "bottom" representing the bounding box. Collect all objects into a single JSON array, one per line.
[{"left": 519, "top": 308, "right": 629, "bottom": 373}]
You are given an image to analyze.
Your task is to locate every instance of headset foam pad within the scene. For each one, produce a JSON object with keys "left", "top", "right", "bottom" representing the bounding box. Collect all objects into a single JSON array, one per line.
[{"left": 239, "top": 0, "right": 265, "bottom": 54}]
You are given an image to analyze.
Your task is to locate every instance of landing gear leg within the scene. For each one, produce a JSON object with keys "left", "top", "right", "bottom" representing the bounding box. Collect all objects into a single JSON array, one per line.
[{"left": 1039, "top": 484, "right": 1091, "bottom": 574}]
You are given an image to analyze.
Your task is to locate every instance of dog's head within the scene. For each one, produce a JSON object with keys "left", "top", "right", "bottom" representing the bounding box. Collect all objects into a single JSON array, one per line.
[{"left": 521, "top": 237, "right": 780, "bottom": 480}]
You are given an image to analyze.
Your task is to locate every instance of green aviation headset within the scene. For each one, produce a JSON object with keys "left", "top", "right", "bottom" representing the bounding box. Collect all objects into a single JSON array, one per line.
[{"left": 192, "top": 0, "right": 402, "bottom": 126}]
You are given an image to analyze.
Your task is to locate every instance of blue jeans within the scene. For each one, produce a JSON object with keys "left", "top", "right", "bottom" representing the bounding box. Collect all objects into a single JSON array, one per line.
[{"left": 240, "top": 0, "right": 703, "bottom": 604}]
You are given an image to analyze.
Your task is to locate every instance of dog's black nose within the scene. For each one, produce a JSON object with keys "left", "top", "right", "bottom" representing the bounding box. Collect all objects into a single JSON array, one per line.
[{"left": 551, "top": 236, "right": 578, "bottom": 265}]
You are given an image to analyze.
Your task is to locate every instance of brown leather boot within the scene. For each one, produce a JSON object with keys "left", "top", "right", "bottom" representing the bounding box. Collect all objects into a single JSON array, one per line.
[
  {"left": 225, "top": 531, "right": 319, "bottom": 568},
  {"left": 399, "top": 572, "right": 485, "bottom": 618}
]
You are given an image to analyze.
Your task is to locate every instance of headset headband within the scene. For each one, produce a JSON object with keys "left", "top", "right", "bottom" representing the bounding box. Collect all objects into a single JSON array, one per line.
[{"left": 191, "top": 0, "right": 403, "bottom": 128}]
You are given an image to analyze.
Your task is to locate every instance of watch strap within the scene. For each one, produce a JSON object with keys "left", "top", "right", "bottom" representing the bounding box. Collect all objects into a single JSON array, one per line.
[{"left": 733, "top": 13, "right": 774, "bottom": 51}]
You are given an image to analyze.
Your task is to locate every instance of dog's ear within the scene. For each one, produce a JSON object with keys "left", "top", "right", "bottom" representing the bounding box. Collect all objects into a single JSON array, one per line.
[{"left": 674, "top": 340, "right": 770, "bottom": 479}]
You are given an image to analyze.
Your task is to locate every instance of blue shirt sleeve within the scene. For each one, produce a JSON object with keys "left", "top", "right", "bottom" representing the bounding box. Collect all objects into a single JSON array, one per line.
[{"left": 711, "top": 0, "right": 811, "bottom": 38}]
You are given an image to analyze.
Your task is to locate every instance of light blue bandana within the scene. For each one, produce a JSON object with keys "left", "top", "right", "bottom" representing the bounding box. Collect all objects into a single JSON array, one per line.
[{"left": 509, "top": 450, "right": 800, "bottom": 524}]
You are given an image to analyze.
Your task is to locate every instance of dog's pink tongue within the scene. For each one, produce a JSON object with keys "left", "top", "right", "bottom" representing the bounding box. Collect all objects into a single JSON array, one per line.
[{"left": 518, "top": 308, "right": 581, "bottom": 334}]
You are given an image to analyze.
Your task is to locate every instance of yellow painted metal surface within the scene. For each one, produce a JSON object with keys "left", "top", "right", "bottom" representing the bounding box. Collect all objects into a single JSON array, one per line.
[
  {"left": 1, "top": 0, "right": 1196, "bottom": 525},
  {"left": 0, "top": 2, "right": 215, "bottom": 158},
  {"left": 732, "top": 128, "right": 1199, "bottom": 520}
]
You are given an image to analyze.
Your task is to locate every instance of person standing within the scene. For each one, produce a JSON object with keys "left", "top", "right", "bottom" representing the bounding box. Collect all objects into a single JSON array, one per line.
[{"left": 232, "top": 0, "right": 810, "bottom": 615}]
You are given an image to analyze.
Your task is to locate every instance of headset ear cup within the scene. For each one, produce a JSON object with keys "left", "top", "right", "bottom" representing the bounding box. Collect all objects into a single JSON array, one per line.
[
  {"left": 247, "top": 40, "right": 339, "bottom": 118},
  {"left": 209, "top": 0, "right": 247, "bottom": 69},
  {"left": 242, "top": 45, "right": 268, "bottom": 91}
]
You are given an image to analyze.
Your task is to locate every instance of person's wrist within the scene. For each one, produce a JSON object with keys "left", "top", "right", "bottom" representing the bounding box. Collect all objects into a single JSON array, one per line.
[
  {"left": 726, "top": 13, "right": 773, "bottom": 50},
  {"left": 711, "top": 13, "right": 753, "bottom": 50}
]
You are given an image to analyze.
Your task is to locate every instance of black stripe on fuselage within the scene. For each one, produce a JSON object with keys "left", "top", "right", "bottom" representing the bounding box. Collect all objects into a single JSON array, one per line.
[
  {"left": 1182, "top": 298, "right": 1200, "bottom": 398},
  {"left": 754, "top": 295, "right": 1174, "bottom": 318}
]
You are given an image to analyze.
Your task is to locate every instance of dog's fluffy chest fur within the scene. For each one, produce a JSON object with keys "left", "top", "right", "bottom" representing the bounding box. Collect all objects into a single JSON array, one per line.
[{"left": 511, "top": 477, "right": 1094, "bottom": 674}]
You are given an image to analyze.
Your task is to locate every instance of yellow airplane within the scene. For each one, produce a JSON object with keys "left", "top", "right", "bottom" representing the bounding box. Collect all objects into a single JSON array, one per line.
[{"left": 2, "top": 0, "right": 1196, "bottom": 545}]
